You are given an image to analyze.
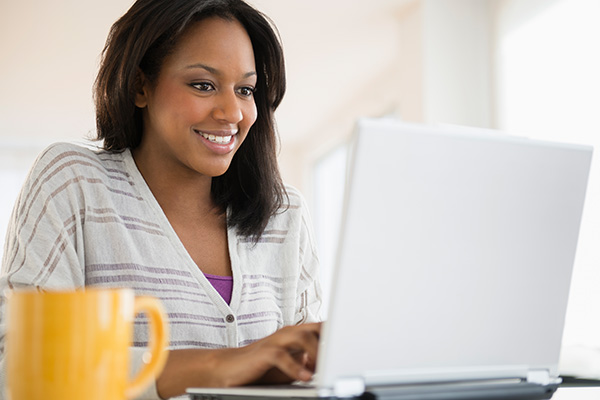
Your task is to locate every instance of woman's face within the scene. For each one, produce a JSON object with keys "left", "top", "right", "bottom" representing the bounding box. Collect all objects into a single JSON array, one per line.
[{"left": 135, "top": 16, "right": 258, "bottom": 178}]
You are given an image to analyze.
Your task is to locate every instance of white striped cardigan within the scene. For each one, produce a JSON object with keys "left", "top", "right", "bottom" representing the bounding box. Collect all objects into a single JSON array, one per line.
[{"left": 0, "top": 142, "right": 323, "bottom": 399}]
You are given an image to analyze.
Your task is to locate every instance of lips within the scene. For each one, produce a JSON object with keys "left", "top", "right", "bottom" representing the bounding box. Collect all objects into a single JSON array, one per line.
[{"left": 193, "top": 129, "right": 239, "bottom": 155}]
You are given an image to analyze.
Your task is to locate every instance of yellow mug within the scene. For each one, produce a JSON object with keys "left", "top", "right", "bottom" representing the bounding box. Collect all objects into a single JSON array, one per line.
[{"left": 6, "top": 288, "right": 169, "bottom": 400}]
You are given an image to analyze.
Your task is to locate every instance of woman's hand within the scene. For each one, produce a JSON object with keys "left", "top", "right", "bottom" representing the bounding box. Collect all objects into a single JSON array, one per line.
[
  {"left": 217, "top": 322, "right": 321, "bottom": 386},
  {"left": 155, "top": 322, "right": 321, "bottom": 399}
]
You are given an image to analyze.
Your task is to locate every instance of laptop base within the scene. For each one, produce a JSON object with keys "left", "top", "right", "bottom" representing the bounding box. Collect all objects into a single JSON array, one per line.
[{"left": 188, "top": 381, "right": 559, "bottom": 400}]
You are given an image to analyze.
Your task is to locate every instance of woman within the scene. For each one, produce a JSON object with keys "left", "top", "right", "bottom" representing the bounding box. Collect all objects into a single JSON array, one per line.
[{"left": 0, "top": 0, "right": 322, "bottom": 399}]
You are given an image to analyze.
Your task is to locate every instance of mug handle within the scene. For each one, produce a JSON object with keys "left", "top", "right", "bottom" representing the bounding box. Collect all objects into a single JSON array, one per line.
[{"left": 126, "top": 296, "right": 170, "bottom": 399}]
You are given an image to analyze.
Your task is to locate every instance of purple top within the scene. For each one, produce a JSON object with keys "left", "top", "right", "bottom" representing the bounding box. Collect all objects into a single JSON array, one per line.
[{"left": 204, "top": 273, "right": 233, "bottom": 305}]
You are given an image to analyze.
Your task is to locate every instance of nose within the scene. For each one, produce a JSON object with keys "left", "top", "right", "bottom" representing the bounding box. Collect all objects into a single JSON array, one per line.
[{"left": 212, "top": 90, "right": 243, "bottom": 124}]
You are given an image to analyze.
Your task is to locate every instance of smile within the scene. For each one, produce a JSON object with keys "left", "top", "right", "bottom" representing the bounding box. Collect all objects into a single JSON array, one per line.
[{"left": 195, "top": 130, "right": 234, "bottom": 144}]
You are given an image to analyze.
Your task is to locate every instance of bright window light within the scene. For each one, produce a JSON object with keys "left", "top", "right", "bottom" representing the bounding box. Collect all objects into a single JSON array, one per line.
[{"left": 498, "top": 0, "right": 600, "bottom": 347}]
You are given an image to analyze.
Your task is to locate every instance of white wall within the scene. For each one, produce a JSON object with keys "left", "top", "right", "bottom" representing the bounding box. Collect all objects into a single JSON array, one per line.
[
  {"left": 0, "top": 0, "right": 133, "bottom": 142},
  {"left": 290, "top": 0, "right": 495, "bottom": 195}
]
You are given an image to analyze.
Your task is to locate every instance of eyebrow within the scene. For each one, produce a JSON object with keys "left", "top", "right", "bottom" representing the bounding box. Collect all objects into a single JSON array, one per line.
[{"left": 185, "top": 63, "right": 256, "bottom": 79}]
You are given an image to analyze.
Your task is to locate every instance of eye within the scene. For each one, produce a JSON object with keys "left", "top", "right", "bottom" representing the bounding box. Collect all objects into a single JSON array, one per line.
[
  {"left": 237, "top": 86, "right": 256, "bottom": 98},
  {"left": 190, "top": 82, "right": 215, "bottom": 92}
]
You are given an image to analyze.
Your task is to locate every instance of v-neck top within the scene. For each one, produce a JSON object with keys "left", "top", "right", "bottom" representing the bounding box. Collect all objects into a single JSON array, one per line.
[
  {"left": 0, "top": 143, "right": 323, "bottom": 400},
  {"left": 204, "top": 273, "right": 233, "bottom": 305}
]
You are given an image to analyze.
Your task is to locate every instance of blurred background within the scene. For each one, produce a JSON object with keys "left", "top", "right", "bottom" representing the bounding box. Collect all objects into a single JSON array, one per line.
[{"left": 1, "top": 0, "right": 600, "bottom": 366}]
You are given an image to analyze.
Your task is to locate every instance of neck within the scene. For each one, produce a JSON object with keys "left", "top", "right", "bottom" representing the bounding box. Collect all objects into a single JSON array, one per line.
[{"left": 131, "top": 146, "right": 219, "bottom": 218}]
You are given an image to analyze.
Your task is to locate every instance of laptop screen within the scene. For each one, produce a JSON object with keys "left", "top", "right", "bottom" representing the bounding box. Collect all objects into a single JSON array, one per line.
[{"left": 317, "top": 119, "right": 593, "bottom": 389}]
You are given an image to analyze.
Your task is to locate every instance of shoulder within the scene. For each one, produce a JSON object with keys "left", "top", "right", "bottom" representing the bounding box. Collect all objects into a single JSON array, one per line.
[
  {"left": 282, "top": 184, "right": 308, "bottom": 211},
  {"left": 23, "top": 142, "right": 134, "bottom": 197},
  {"left": 265, "top": 184, "right": 313, "bottom": 233},
  {"left": 34, "top": 142, "right": 124, "bottom": 169},
  {"left": 273, "top": 185, "right": 311, "bottom": 226},
  {"left": 30, "top": 142, "right": 129, "bottom": 177}
]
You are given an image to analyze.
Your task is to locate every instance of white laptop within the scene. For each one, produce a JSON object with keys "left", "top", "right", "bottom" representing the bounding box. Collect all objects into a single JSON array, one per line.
[{"left": 188, "top": 118, "right": 593, "bottom": 400}]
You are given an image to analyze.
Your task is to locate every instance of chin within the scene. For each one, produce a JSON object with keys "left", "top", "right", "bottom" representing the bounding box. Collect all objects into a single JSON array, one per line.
[
  {"left": 210, "top": 171, "right": 229, "bottom": 178},
  {"left": 203, "top": 163, "right": 233, "bottom": 178}
]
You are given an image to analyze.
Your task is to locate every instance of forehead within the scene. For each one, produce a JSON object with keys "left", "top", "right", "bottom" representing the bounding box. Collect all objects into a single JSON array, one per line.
[{"left": 165, "top": 16, "right": 256, "bottom": 72}]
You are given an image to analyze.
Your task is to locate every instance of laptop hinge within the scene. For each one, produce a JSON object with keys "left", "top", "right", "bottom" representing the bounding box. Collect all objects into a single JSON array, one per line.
[
  {"left": 333, "top": 377, "right": 365, "bottom": 397},
  {"left": 526, "top": 370, "right": 551, "bottom": 385}
]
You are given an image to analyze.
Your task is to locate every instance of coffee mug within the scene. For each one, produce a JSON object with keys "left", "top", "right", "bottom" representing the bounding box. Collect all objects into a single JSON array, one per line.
[{"left": 6, "top": 288, "right": 169, "bottom": 400}]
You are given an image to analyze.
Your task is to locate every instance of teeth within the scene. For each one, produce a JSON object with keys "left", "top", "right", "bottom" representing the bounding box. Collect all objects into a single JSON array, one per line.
[{"left": 198, "top": 131, "right": 233, "bottom": 144}]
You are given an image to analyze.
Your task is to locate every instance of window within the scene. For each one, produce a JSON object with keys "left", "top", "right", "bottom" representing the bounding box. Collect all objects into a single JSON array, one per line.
[{"left": 496, "top": 0, "right": 600, "bottom": 347}]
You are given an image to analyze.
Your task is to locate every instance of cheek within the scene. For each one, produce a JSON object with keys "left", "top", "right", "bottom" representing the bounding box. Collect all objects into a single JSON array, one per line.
[
  {"left": 153, "top": 85, "right": 202, "bottom": 121},
  {"left": 243, "top": 102, "right": 258, "bottom": 130}
]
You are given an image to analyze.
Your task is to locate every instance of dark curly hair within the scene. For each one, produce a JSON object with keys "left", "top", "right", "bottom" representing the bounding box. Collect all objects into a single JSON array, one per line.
[{"left": 94, "top": 0, "right": 287, "bottom": 240}]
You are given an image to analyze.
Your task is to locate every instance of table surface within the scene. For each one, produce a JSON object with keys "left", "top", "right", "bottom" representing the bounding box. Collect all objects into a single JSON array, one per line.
[{"left": 553, "top": 386, "right": 600, "bottom": 400}]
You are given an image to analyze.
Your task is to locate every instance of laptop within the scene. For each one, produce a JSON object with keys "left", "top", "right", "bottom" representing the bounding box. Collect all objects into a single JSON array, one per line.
[{"left": 188, "top": 118, "right": 593, "bottom": 400}]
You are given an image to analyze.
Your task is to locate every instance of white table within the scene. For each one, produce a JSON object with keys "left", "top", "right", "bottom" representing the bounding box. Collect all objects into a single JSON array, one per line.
[{"left": 553, "top": 386, "right": 600, "bottom": 399}]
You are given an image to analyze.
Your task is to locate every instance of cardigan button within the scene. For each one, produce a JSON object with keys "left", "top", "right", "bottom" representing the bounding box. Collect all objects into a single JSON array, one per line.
[{"left": 225, "top": 314, "right": 235, "bottom": 323}]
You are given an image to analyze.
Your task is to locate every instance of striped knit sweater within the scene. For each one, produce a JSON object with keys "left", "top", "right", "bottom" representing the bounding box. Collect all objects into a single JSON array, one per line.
[{"left": 0, "top": 142, "right": 323, "bottom": 399}]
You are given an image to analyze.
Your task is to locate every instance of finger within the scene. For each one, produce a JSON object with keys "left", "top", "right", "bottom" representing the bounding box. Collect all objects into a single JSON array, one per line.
[
  {"left": 270, "top": 349, "right": 313, "bottom": 382},
  {"left": 299, "top": 351, "right": 317, "bottom": 372},
  {"left": 273, "top": 329, "right": 319, "bottom": 368},
  {"left": 294, "top": 326, "right": 320, "bottom": 364}
]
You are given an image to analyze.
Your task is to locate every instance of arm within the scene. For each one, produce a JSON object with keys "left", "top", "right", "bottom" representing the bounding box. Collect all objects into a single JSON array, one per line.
[{"left": 155, "top": 322, "right": 321, "bottom": 399}]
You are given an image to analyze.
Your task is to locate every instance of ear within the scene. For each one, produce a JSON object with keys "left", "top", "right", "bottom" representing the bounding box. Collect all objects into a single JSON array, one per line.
[{"left": 134, "top": 68, "right": 149, "bottom": 108}]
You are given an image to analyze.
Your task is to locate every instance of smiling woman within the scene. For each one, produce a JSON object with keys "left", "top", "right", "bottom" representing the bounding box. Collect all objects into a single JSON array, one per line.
[{"left": 0, "top": 1, "right": 323, "bottom": 400}]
